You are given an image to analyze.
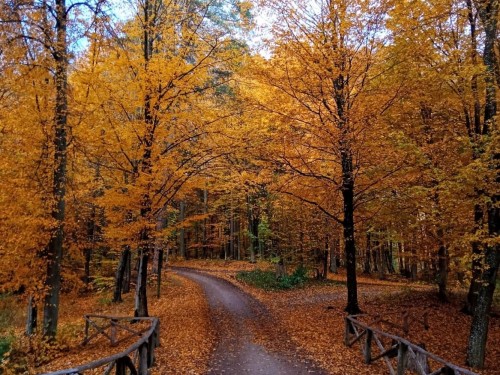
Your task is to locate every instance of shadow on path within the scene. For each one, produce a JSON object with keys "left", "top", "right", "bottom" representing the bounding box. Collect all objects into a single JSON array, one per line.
[{"left": 174, "top": 268, "right": 326, "bottom": 375}]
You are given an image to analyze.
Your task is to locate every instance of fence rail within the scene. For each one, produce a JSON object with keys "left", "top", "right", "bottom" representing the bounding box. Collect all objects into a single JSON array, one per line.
[
  {"left": 345, "top": 314, "right": 477, "bottom": 375},
  {"left": 41, "top": 315, "right": 160, "bottom": 375}
]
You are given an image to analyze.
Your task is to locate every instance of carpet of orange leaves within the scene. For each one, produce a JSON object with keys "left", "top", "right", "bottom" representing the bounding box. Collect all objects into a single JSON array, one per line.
[
  {"left": 171, "top": 259, "right": 500, "bottom": 375},
  {"left": 14, "top": 273, "right": 215, "bottom": 374},
  {"left": 9, "top": 259, "right": 498, "bottom": 375}
]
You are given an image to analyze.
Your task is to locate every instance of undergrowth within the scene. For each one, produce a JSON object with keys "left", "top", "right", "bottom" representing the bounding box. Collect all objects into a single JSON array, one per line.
[{"left": 236, "top": 265, "right": 308, "bottom": 291}]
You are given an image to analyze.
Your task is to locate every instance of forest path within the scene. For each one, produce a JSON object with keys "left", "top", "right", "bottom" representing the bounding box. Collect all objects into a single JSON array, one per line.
[{"left": 173, "top": 268, "right": 326, "bottom": 375}]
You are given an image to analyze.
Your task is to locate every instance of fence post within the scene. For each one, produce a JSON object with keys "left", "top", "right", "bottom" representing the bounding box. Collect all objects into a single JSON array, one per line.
[
  {"left": 344, "top": 318, "right": 351, "bottom": 346},
  {"left": 84, "top": 317, "right": 89, "bottom": 344},
  {"left": 111, "top": 319, "right": 117, "bottom": 346},
  {"left": 397, "top": 343, "right": 408, "bottom": 375},
  {"left": 364, "top": 329, "right": 373, "bottom": 364},
  {"left": 138, "top": 343, "right": 149, "bottom": 375}
]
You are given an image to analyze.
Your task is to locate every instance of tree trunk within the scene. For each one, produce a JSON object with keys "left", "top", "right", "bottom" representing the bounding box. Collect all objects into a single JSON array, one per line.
[
  {"left": 437, "top": 243, "right": 449, "bottom": 302},
  {"left": 179, "top": 201, "right": 186, "bottom": 259},
  {"left": 247, "top": 195, "right": 256, "bottom": 263},
  {"left": 156, "top": 249, "right": 163, "bottom": 298},
  {"left": 341, "top": 146, "right": 360, "bottom": 314},
  {"left": 113, "top": 246, "right": 130, "bottom": 303},
  {"left": 123, "top": 249, "right": 131, "bottom": 294},
  {"left": 26, "top": 295, "right": 37, "bottom": 336},
  {"left": 466, "top": 245, "right": 500, "bottom": 368},
  {"left": 43, "top": 0, "right": 68, "bottom": 339},
  {"left": 202, "top": 189, "right": 208, "bottom": 258},
  {"left": 466, "top": 1, "right": 499, "bottom": 367},
  {"left": 134, "top": 248, "right": 149, "bottom": 317},
  {"left": 364, "top": 232, "right": 371, "bottom": 274}
]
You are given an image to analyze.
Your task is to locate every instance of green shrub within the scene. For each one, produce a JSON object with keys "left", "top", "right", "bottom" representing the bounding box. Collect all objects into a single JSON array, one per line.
[
  {"left": 0, "top": 336, "right": 11, "bottom": 360},
  {"left": 236, "top": 265, "right": 308, "bottom": 291}
]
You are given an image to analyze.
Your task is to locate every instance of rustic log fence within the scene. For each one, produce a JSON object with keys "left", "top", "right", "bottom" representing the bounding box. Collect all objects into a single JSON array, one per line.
[
  {"left": 41, "top": 315, "right": 160, "bottom": 375},
  {"left": 345, "top": 314, "right": 477, "bottom": 375}
]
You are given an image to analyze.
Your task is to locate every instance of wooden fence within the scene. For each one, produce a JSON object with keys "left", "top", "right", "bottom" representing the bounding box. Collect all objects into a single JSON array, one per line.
[
  {"left": 41, "top": 315, "right": 160, "bottom": 375},
  {"left": 345, "top": 314, "right": 477, "bottom": 375}
]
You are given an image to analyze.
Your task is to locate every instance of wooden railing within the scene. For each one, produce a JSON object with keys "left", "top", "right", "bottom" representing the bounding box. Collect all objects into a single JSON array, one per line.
[
  {"left": 41, "top": 315, "right": 160, "bottom": 375},
  {"left": 345, "top": 314, "right": 477, "bottom": 375}
]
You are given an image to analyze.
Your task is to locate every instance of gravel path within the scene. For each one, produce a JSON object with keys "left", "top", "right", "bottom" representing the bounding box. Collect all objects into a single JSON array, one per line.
[{"left": 174, "top": 268, "right": 325, "bottom": 375}]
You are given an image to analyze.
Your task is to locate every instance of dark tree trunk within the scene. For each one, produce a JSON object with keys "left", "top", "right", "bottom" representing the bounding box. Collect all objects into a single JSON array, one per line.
[
  {"left": 156, "top": 249, "right": 163, "bottom": 298},
  {"left": 437, "top": 242, "right": 449, "bottom": 302},
  {"left": 385, "top": 241, "right": 395, "bottom": 273},
  {"left": 134, "top": 248, "right": 149, "bottom": 317},
  {"left": 466, "top": 0, "right": 499, "bottom": 367},
  {"left": 43, "top": 0, "right": 68, "bottom": 339},
  {"left": 113, "top": 246, "right": 130, "bottom": 303},
  {"left": 364, "top": 232, "right": 371, "bottom": 274},
  {"left": 466, "top": 244, "right": 500, "bottom": 368},
  {"left": 202, "top": 189, "right": 208, "bottom": 258},
  {"left": 123, "top": 250, "right": 131, "bottom": 293},
  {"left": 247, "top": 195, "right": 257, "bottom": 263},
  {"left": 26, "top": 295, "right": 37, "bottom": 336},
  {"left": 341, "top": 147, "right": 360, "bottom": 314},
  {"left": 464, "top": 204, "right": 484, "bottom": 314},
  {"left": 179, "top": 201, "right": 186, "bottom": 259},
  {"left": 322, "top": 249, "right": 328, "bottom": 280}
]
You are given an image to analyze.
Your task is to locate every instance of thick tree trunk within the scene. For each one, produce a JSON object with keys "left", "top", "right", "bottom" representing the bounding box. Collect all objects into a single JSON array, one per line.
[
  {"left": 43, "top": 0, "right": 68, "bottom": 339},
  {"left": 466, "top": 244, "right": 500, "bottom": 368},
  {"left": 341, "top": 147, "right": 360, "bottom": 314},
  {"left": 134, "top": 248, "right": 149, "bottom": 317},
  {"left": 466, "top": 1, "right": 499, "bottom": 367}
]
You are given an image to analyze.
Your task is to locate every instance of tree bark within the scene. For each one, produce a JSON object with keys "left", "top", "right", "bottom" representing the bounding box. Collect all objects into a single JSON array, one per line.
[
  {"left": 179, "top": 201, "right": 186, "bottom": 258},
  {"left": 43, "top": 0, "right": 68, "bottom": 339},
  {"left": 113, "top": 246, "right": 130, "bottom": 303},
  {"left": 341, "top": 146, "right": 360, "bottom": 314},
  {"left": 466, "top": 0, "right": 499, "bottom": 367},
  {"left": 437, "top": 242, "right": 449, "bottom": 302},
  {"left": 26, "top": 295, "right": 37, "bottom": 335},
  {"left": 364, "top": 232, "right": 371, "bottom": 274}
]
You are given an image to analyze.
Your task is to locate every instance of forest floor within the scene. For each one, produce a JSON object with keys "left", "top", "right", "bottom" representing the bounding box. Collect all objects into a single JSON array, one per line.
[{"left": 0, "top": 259, "right": 498, "bottom": 374}]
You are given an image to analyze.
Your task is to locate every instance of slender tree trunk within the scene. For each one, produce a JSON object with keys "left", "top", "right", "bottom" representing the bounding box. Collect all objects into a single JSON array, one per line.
[
  {"left": 202, "top": 189, "right": 208, "bottom": 258},
  {"left": 43, "top": 0, "right": 68, "bottom": 339},
  {"left": 247, "top": 195, "right": 256, "bottom": 263},
  {"left": 364, "top": 232, "right": 371, "bottom": 274},
  {"left": 123, "top": 250, "right": 131, "bottom": 293},
  {"left": 156, "top": 249, "right": 163, "bottom": 298},
  {"left": 113, "top": 246, "right": 130, "bottom": 303},
  {"left": 179, "top": 201, "right": 186, "bottom": 259},
  {"left": 26, "top": 295, "right": 37, "bottom": 336},
  {"left": 437, "top": 242, "right": 449, "bottom": 302}
]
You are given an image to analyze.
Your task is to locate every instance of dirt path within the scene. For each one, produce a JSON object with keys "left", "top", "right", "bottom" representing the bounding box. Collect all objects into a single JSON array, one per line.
[{"left": 174, "top": 268, "right": 326, "bottom": 375}]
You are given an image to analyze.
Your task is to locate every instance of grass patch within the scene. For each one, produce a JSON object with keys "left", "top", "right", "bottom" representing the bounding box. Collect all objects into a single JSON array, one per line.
[{"left": 236, "top": 266, "right": 308, "bottom": 291}]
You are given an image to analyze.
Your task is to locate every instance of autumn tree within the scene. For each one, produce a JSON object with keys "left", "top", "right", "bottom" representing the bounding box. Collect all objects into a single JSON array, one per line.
[
  {"left": 0, "top": 0, "right": 107, "bottom": 338},
  {"left": 251, "top": 0, "right": 405, "bottom": 314}
]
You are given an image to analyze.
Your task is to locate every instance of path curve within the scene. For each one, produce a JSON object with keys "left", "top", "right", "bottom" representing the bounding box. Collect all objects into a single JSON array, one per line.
[{"left": 174, "top": 268, "right": 326, "bottom": 375}]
